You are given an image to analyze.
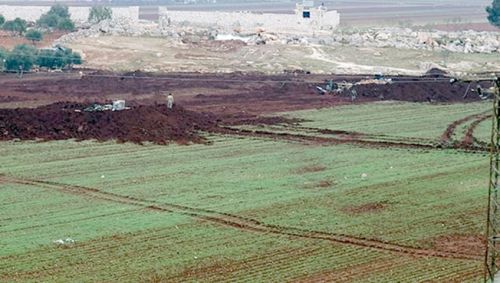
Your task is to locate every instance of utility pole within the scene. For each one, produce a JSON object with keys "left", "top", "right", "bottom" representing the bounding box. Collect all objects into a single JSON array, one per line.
[{"left": 485, "top": 76, "right": 500, "bottom": 282}]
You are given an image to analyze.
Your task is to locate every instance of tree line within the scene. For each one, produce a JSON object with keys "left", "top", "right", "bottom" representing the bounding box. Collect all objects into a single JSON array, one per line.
[
  {"left": 0, "top": 4, "right": 113, "bottom": 44},
  {"left": 0, "top": 4, "right": 114, "bottom": 72},
  {"left": 0, "top": 44, "right": 82, "bottom": 72}
]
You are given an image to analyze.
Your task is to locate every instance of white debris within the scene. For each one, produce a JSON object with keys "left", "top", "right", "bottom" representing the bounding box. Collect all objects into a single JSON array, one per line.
[
  {"left": 53, "top": 238, "right": 75, "bottom": 245},
  {"left": 361, "top": 173, "right": 368, "bottom": 179},
  {"left": 64, "top": 238, "right": 75, "bottom": 244},
  {"left": 53, "top": 239, "right": 65, "bottom": 245}
]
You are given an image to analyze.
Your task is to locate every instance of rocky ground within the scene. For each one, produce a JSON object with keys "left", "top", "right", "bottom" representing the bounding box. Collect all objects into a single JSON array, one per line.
[{"left": 56, "top": 18, "right": 500, "bottom": 55}]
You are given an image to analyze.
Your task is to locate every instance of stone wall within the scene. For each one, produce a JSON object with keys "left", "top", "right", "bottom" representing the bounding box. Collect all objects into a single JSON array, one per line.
[
  {"left": 0, "top": 6, "right": 139, "bottom": 24},
  {"left": 159, "top": 8, "right": 340, "bottom": 34}
]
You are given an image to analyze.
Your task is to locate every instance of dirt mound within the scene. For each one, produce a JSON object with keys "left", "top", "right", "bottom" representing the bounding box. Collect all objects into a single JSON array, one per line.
[
  {"left": 1, "top": 72, "right": 487, "bottom": 116},
  {"left": 351, "top": 80, "right": 484, "bottom": 102},
  {"left": 0, "top": 103, "right": 218, "bottom": 144},
  {"left": 424, "top": 68, "right": 449, "bottom": 78}
]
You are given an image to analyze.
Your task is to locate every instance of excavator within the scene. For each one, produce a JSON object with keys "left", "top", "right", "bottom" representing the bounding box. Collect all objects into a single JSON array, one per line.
[{"left": 316, "top": 73, "right": 392, "bottom": 95}]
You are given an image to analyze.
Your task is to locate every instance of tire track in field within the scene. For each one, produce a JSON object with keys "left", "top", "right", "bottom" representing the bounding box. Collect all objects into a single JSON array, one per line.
[
  {"left": 461, "top": 114, "right": 492, "bottom": 147},
  {"left": 1, "top": 175, "right": 482, "bottom": 261},
  {"left": 218, "top": 126, "right": 488, "bottom": 153},
  {"left": 280, "top": 125, "right": 439, "bottom": 145},
  {"left": 441, "top": 110, "right": 491, "bottom": 145}
]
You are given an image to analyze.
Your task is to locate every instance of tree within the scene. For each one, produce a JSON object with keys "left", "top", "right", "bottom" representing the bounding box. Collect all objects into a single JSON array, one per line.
[
  {"left": 5, "top": 44, "right": 36, "bottom": 71},
  {"left": 36, "top": 49, "right": 58, "bottom": 69},
  {"left": 36, "top": 4, "right": 75, "bottom": 31},
  {"left": 36, "top": 46, "right": 82, "bottom": 69},
  {"left": 2, "top": 20, "right": 15, "bottom": 31},
  {"left": 0, "top": 14, "right": 5, "bottom": 26},
  {"left": 88, "top": 6, "right": 113, "bottom": 24},
  {"left": 69, "top": 52, "right": 82, "bottom": 66},
  {"left": 0, "top": 47, "right": 7, "bottom": 70},
  {"left": 25, "top": 29, "right": 43, "bottom": 45},
  {"left": 0, "top": 48, "right": 7, "bottom": 60},
  {"left": 48, "top": 4, "right": 70, "bottom": 19},
  {"left": 487, "top": 0, "right": 500, "bottom": 27},
  {"left": 57, "top": 18, "right": 75, "bottom": 31},
  {"left": 2, "top": 18, "right": 27, "bottom": 35},
  {"left": 59, "top": 47, "right": 82, "bottom": 67},
  {"left": 37, "top": 14, "right": 60, "bottom": 28}
]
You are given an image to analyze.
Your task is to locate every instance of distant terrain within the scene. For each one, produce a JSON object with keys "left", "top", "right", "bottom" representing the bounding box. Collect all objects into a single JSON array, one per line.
[{"left": 0, "top": 0, "right": 494, "bottom": 28}]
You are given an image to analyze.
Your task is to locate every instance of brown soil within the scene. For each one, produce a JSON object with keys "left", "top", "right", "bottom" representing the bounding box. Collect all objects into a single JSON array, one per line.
[
  {"left": 441, "top": 113, "right": 482, "bottom": 143},
  {"left": 0, "top": 103, "right": 218, "bottom": 145},
  {"left": 295, "top": 165, "right": 327, "bottom": 174},
  {"left": 301, "top": 179, "right": 335, "bottom": 190},
  {"left": 0, "top": 31, "right": 67, "bottom": 49},
  {"left": 316, "top": 180, "right": 333, "bottom": 188},
  {"left": 219, "top": 126, "right": 488, "bottom": 153},
  {"left": 431, "top": 234, "right": 485, "bottom": 257},
  {"left": 0, "top": 72, "right": 483, "bottom": 111},
  {"left": 441, "top": 111, "right": 491, "bottom": 147},
  {"left": 295, "top": 257, "right": 405, "bottom": 283},
  {"left": 2, "top": 100, "right": 488, "bottom": 150},
  {"left": 343, "top": 202, "right": 388, "bottom": 215},
  {"left": 174, "top": 246, "right": 319, "bottom": 281},
  {"left": 0, "top": 71, "right": 490, "bottom": 145},
  {"left": 351, "top": 78, "right": 486, "bottom": 103},
  {"left": 0, "top": 100, "right": 305, "bottom": 145},
  {"left": 461, "top": 114, "right": 492, "bottom": 147}
]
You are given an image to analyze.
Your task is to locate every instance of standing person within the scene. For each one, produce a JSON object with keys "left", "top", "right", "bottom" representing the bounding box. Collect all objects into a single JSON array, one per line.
[
  {"left": 350, "top": 89, "right": 357, "bottom": 102},
  {"left": 167, "top": 93, "right": 174, "bottom": 109},
  {"left": 18, "top": 65, "right": 24, "bottom": 79}
]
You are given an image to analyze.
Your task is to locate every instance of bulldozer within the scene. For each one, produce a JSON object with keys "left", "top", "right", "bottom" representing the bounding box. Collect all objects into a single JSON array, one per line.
[{"left": 316, "top": 73, "right": 391, "bottom": 95}]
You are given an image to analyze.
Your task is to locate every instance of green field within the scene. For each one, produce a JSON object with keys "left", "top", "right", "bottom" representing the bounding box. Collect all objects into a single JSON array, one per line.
[
  {"left": 0, "top": 102, "right": 492, "bottom": 282},
  {"left": 283, "top": 101, "right": 490, "bottom": 139}
]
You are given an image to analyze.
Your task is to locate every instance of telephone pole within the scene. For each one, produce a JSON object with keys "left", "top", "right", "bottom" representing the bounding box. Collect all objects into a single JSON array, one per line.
[{"left": 485, "top": 76, "right": 500, "bottom": 282}]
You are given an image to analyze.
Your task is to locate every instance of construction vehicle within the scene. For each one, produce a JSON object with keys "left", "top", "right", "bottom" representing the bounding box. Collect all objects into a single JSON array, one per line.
[
  {"left": 477, "top": 85, "right": 497, "bottom": 100},
  {"left": 316, "top": 73, "right": 391, "bottom": 95},
  {"left": 316, "top": 79, "right": 353, "bottom": 95},
  {"left": 450, "top": 77, "right": 496, "bottom": 100}
]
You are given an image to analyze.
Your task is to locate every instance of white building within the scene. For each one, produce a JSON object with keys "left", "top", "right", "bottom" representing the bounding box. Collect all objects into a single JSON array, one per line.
[{"left": 158, "top": 4, "right": 339, "bottom": 34}]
